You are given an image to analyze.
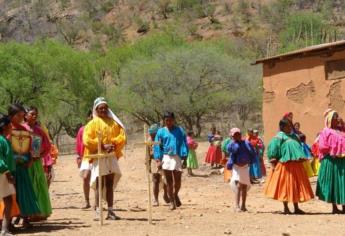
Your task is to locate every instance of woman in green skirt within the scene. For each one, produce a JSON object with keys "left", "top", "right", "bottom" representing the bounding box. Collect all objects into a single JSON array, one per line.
[
  {"left": 186, "top": 131, "right": 198, "bottom": 176},
  {"left": 24, "top": 106, "right": 52, "bottom": 220},
  {"left": 316, "top": 109, "right": 345, "bottom": 214},
  {"left": 8, "top": 104, "right": 40, "bottom": 228}
]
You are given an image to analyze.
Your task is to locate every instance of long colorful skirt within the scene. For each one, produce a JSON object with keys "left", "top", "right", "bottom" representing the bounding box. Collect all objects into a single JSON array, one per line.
[
  {"left": 186, "top": 149, "right": 199, "bottom": 169},
  {"left": 249, "top": 154, "right": 262, "bottom": 178},
  {"left": 303, "top": 160, "right": 314, "bottom": 177},
  {"left": 0, "top": 195, "right": 20, "bottom": 220},
  {"left": 15, "top": 165, "right": 40, "bottom": 216},
  {"left": 264, "top": 161, "right": 314, "bottom": 203},
  {"left": 205, "top": 145, "right": 222, "bottom": 165},
  {"left": 316, "top": 155, "right": 345, "bottom": 204},
  {"left": 28, "top": 159, "right": 52, "bottom": 217},
  {"left": 260, "top": 157, "right": 266, "bottom": 176},
  {"left": 311, "top": 157, "right": 320, "bottom": 176}
]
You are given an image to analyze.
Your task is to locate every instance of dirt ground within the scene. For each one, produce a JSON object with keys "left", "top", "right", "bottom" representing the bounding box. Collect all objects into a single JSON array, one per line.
[{"left": 16, "top": 141, "right": 345, "bottom": 236}]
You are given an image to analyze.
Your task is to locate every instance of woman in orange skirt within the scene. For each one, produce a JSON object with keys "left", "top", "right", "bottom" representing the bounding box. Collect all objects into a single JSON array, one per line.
[{"left": 264, "top": 119, "right": 314, "bottom": 214}]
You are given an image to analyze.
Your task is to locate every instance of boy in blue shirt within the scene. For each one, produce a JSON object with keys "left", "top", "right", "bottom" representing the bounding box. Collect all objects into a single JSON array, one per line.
[
  {"left": 227, "top": 128, "right": 256, "bottom": 212},
  {"left": 154, "top": 112, "right": 188, "bottom": 210}
]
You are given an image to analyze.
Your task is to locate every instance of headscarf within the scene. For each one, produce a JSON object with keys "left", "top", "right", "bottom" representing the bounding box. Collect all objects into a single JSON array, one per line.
[
  {"left": 148, "top": 124, "right": 160, "bottom": 135},
  {"left": 92, "top": 97, "right": 125, "bottom": 130},
  {"left": 283, "top": 112, "right": 292, "bottom": 119},
  {"left": 230, "top": 127, "right": 241, "bottom": 137},
  {"left": 324, "top": 108, "right": 336, "bottom": 128}
]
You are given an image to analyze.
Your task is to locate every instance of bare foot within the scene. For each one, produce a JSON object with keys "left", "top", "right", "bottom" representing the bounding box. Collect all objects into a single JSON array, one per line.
[
  {"left": 163, "top": 194, "right": 171, "bottom": 204},
  {"left": 82, "top": 203, "right": 91, "bottom": 209},
  {"left": 170, "top": 201, "right": 176, "bottom": 210},
  {"left": 234, "top": 207, "right": 242, "bottom": 213},
  {"left": 241, "top": 206, "right": 248, "bottom": 212},
  {"left": 153, "top": 200, "right": 159, "bottom": 207},
  {"left": 175, "top": 195, "right": 182, "bottom": 207}
]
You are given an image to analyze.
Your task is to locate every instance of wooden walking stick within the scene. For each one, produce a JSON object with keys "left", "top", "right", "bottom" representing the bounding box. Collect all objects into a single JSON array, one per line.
[
  {"left": 97, "top": 131, "right": 103, "bottom": 226},
  {"left": 144, "top": 124, "right": 153, "bottom": 224},
  {"left": 143, "top": 124, "right": 161, "bottom": 225},
  {"left": 84, "top": 131, "right": 113, "bottom": 226}
]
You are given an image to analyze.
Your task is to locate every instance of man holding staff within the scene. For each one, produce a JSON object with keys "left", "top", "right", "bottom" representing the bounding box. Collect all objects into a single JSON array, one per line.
[
  {"left": 154, "top": 112, "right": 188, "bottom": 210},
  {"left": 83, "top": 97, "right": 126, "bottom": 220}
]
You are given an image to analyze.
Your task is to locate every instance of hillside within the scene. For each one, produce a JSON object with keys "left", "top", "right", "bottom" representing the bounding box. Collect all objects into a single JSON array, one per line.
[
  {"left": 1, "top": 0, "right": 345, "bottom": 139},
  {"left": 1, "top": 0, "right": 345, "bottom": 57}
]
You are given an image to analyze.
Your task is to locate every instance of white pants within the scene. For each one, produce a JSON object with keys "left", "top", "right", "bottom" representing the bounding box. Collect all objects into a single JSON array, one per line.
[
  {"left": 230, "top": 164, "right": 251, "bottom": 192},
  {"left": 162, "top": 155, "right": 182, "bottom": 172},
  {"left": 90, "top": 156, "right": 122, "bottom": 190},
  {"left": 79, "top": 159, "right": 93, "bottom": 178}
]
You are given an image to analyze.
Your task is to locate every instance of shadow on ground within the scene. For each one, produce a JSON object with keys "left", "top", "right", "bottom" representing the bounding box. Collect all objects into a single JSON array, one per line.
[{"left": 13, "top": 219, "right": 90, "bottom": 235}]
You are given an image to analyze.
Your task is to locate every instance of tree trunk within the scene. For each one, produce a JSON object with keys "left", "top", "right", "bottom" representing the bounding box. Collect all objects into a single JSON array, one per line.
[{"left": 195, "top": 114, "right": 202, "bottom": 137}]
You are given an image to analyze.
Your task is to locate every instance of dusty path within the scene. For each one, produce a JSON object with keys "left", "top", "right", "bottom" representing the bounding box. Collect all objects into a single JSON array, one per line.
[{"left": 17, "top": 142, "right": 345, "bottom": 236}]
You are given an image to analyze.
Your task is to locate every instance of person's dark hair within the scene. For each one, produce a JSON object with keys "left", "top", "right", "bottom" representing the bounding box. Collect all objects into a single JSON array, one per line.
[
  {"left": 299, "top": 133, "right": 306, "bottom": 142},
  {"left": 27, "top": 106, "right": 38, "bottom": 113},
  {"left": 0, "top": 114, "right": 11, "bottom": 133},
  {"left": 8, "top": 103, "right": 26, "bottom": 118},
  {"left": 279, "top": 119, "right": 290, "bottom": 131},
  {"left": 163, "top": 111, "right": 175, "bottom": 119}
]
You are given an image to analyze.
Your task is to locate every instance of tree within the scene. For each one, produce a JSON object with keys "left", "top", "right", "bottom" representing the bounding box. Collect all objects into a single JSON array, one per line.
[
  {"left": 116, "top": 45, "right": 261, "bottom": 136},
  {"left": 279, "top": 12, "right": 336, "bottom": 52},
  {"left": 0, "top": 40, "right": 103, "bottom": 140}
]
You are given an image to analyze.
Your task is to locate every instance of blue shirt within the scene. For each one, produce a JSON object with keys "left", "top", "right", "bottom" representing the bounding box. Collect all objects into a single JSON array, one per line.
[
  {"left": 208, "top": 134, "right": 214, "bottom": 143},
  {"left": 302, "top": 143, "right": 312, "bottom": 159},
  {"left": 226, "top": 140, "right": 256, "bottom": 170},
  {"left": 154, "top": 126, "right": 189, "bottom": 160}
]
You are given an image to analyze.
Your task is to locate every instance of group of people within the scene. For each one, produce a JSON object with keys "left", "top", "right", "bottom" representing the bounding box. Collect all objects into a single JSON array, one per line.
[
  {"left": 205, "top": 126, "right": 266, "bottom": 184},
  {"left": 4, "top": 95, "right": 345, "bottom": 235},
  {"left": 227, "top": 109, "right": 345, "bottom": 214},
  {"left": 0, "top": 104, "right": 56, "bottom": 236}
]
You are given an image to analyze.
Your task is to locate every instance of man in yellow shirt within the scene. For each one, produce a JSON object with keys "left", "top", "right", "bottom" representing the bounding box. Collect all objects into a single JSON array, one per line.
[{"left": 83, "top": 97, "right": 126, "bottom": 220}]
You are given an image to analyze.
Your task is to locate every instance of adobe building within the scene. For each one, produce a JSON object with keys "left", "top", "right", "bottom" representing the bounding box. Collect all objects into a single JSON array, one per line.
[{"left": 254, "top": 40, "right": 345, "bottom": 144}]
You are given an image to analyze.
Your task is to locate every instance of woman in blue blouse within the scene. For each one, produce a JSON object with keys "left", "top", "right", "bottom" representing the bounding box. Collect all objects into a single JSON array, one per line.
[{"left": 154, "top": 112, "right": 188, "bottom": 210}]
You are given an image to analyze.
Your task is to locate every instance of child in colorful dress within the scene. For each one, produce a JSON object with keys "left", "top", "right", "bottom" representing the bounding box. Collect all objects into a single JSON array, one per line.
[
  {"left": 186, "top": 131, "right": 198, "bottom": 176},
  {"left": 253, "top": 130, "right": 266, "bottom": 178},
  {"left": 205, "top": 128, "right": 223, "bottom": 168},
  {"left": 226, "top": 128, "right": 256, "bottom": 212},
  {"left": 0, "top": 114, "right": 16, "bottom": 236},
  {"left": 247, "top": 129, "right": 263, "bottom": 183}
]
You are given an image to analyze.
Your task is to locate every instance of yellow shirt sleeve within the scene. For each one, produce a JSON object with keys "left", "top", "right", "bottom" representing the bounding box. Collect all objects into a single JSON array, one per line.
[
  {"left": 83, "top": 119, "right": 99, "bottom": 155},
  {"left": 111, "top": 124, "right": 126, "bottom": 159}
]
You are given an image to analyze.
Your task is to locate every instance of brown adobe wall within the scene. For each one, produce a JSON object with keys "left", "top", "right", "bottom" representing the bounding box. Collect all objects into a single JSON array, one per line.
[{"left": 262, "top": 50, "right": 345, "bottom": 145}]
